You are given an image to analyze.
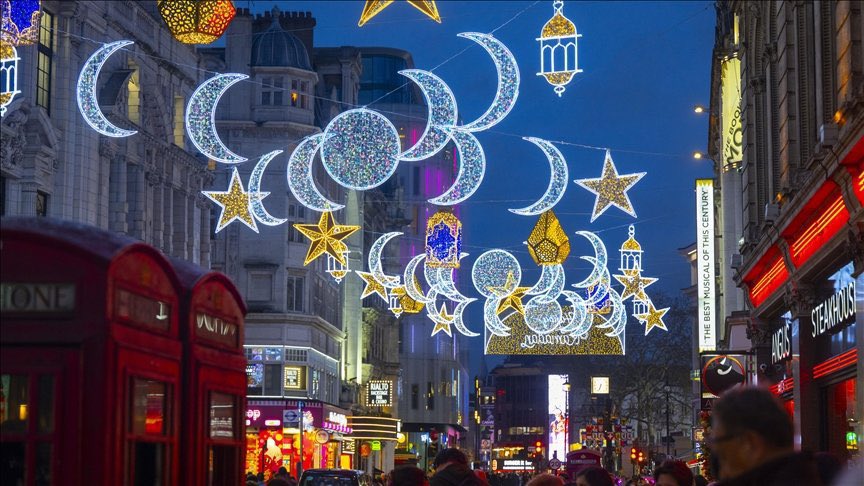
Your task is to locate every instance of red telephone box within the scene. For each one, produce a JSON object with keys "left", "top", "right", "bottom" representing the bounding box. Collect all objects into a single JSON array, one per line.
[
  {"left": 1, "top": 217, "right": 183, "bottom": 485},
  {"left": 172, "top": 258, "right": 247, "bottom": 486}
]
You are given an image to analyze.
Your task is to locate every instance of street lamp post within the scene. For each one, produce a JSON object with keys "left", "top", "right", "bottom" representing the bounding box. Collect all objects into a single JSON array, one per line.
[
  {"left": 665, "top": 380, "right": 671, "bottom": 457},
  {"left": 563, "top": 381, "right": 571, "bottom": 454}
]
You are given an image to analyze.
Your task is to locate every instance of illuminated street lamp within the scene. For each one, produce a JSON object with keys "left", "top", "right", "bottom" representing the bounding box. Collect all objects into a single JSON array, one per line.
[{"left": 563, "top": 381, "right": 571, "bottom": 453}]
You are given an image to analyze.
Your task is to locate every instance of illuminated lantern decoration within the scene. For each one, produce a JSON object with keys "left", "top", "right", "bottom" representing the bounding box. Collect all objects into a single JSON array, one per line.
[
  {"left": 326, "top": 249, "right": 350, "bottom": 283},
  {"left": 158, "top": 0, "right": 236, "bottom": 45},
  {"left": 526, "top": 210, "right": 570, "bottom": 265},
  {"left": 536, "top": 0, "right": 581, "bottom": 97},
  {"left": 425, "top": 211, "right": 462, "bottom": 269},
  {"left": 388, "top": 287, "right": 404, "bottom": 317},
  {"left": 1, "top": 0, "right": 41, "bottom": 46},
  {"left": 0, "top": 39, "right": 19, "bottom": 116}
]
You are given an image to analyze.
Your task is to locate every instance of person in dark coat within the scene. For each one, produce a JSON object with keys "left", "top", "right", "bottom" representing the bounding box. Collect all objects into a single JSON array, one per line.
[
  {"left": 709, "top": 386, "right": 822, "bottom": 486},
  {"left": 429, "top": 448, "right": 486, "bottom": 486}
]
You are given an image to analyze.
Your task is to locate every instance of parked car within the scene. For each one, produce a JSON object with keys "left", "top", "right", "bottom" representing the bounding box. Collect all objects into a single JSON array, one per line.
[{"left": 299, "top": 469, "right": 363, "bottom": 486}]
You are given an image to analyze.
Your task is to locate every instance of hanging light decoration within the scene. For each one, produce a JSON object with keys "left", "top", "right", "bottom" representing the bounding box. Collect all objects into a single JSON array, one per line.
[
  {"left": 536, "top": 0, "right": 581, "bottom": 97},
  {"left": 0, "top": 39, "right": 20, "bottom": 116},
  {"left": 425, "top": 210, "right": 462, "bottom": 269},
  {"left": 526, "top": 210, "right": 570, "bottom": 265},
  {"left": 158, "top": 0, "right": 236, "bottom": 45},
  {"left": 388, "top": 287, "right": 404, "bottom": 317},
  {"left": 326, "top": 249, "right": 351, "bottom": 283},
  {"left": 1, "top": 0, "right": 41, "bottom": 46}
]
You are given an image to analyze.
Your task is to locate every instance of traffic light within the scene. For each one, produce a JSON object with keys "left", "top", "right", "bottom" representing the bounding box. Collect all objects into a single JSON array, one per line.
[
  {"left": 637, "top": 449, "right": 645, "bottom": 464},
  {"left": 630, "top": 447, "right": 637, "bottom": 461}
]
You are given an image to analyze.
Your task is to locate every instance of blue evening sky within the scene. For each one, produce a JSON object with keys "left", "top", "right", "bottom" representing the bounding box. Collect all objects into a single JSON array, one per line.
[{"left": 261, "top": 0, "right": 716, "bottom": 368}]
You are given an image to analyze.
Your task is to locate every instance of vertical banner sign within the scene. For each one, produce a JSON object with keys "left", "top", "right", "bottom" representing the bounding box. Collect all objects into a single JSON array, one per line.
[
  {"left": 547, "top": 374, "right": 569, "bottom": 461},
  {"left": 696, "top": 179, "right": 716, "bottom": 351},
  {"left": 721, "top": 57, "right": 743, "bottom": 168}
]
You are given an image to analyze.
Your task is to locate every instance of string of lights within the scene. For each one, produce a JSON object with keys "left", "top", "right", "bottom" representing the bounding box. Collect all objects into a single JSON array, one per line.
[{"left": 44, "top": 2, "right": 709, "bottom": 164}]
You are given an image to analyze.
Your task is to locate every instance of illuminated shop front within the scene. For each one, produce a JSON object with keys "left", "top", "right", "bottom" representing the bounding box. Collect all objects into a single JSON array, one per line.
[
  {"left": 742, "top": 176, "right": 862, "bottom": 459},
  {"left": 244, "top": 400, "right": 351, "bottom": 479}
]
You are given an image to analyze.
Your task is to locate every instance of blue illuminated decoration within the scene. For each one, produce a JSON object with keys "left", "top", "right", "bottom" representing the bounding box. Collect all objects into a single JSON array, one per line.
[
  {"left": 1, "top": 0, "right": 41, "bottom": 46},
  {"left": 425, "top": 211, "right": 462, "bottom": 269}
]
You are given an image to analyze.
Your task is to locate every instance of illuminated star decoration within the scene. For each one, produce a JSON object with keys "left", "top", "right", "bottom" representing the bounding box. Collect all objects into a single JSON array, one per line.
[
  {"left": 202, "top": 168, "right": 258, "bottom": 233},
  {"left": 613, "top": 270, "right": 657, "bottom": 301},
  {"left": 358, "top": 0, "right": 440, "bottom": 27},
  {"left": 634, "top": 300, "right": 669, "bottom": 335},
  {"left": 357, "top": 271, "right": 389, "bottom": 302},
  {"left": 293, "top": 211, "right": 360, "bottom": 266},
  {"left": 574, "top": 150, "right": 646, "bottom": 222},
  {"left": 431, "top": 303, "right": 454, "bottom": 337},
  {"left": 496, "top": 286, "right": 531, "bottom": 315}
]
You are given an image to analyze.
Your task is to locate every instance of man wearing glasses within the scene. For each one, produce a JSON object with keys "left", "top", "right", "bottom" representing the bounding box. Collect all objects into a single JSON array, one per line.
[{"left": 708, "top": 387, "right": 822, "bottom": 485}]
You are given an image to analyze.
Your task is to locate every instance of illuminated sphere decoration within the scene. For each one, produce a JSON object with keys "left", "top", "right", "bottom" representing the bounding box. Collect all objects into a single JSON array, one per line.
[
  {"left": 1, "top": 0, "right": 41, "bottom": 46},
  {"left": 536, "top": 0, "right": 582, "bottom": 97},
  {"left": 425, "top": 211, "right": 463, "bottom": 269},
  {"left": 0, "top": 39, "right": 20, "bottom": 116},
  {"left": 158, "top": 0, "right": 236, "bottom": 45}
]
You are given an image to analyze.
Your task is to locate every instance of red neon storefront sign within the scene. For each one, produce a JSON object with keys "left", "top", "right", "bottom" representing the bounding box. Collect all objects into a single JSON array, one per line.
[
  {"left": 745, "top": 247, "right": 788, "bottom": 308},
  {"left": 780, "top": 180, "right": 850, "bottom": 269},
  {"left": 813, "top": 348, "right": 858, "bottom": 379}
]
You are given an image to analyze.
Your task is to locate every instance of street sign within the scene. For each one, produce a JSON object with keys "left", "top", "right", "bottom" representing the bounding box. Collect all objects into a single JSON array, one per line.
[
  {"left": 549, "top": 458, "right": 562, "bottom": 470},
  {"left": 283, "top": 410, "right": 300, "bottom": 424}
]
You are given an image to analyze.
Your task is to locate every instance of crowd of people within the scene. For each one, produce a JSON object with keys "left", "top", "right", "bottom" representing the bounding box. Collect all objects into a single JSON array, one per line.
[{"left": 247, "top": 387, "right": 861, "bottom": 486}]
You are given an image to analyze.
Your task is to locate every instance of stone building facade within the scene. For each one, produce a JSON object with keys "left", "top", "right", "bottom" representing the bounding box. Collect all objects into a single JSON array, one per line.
[
  {"left": 1, "top": 0, "right": 212, "bottom": 265},
  {"left": 707, "top": 0, "right": 863, "bottom": 457}
]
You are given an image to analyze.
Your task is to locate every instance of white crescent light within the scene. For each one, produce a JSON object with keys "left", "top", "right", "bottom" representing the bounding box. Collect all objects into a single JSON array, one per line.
[
  {"left": 559, "top": 290, "right": 591, "bottom": 337},
  {"left": 509, "top": 137, "right": 568, "bottom": 215},
  {"left": 287, "top": 134, "right": 344, "bottom": 212},
  {"left": 76, "top": 40, "right": 138, "bottom": 138},
  {"left": 526, "top": 264, "right": 565, "bottom": 302},
  {"left": 368, "top": 232, "right": 402, "bottom": 289},
  {"left": 597, "top": 287, "right": 626, "bottom": 338},
  {"left": 428, "top": 129, "right": 486, "bottom": 206},
  {"left": 451, "top": 299, "right": 480, "bottom": 337},
  {"left": 399, "top": 69, "right": 457, "bottom": 161},
  {"left": 571, "top": 231, "right": 608, "bottom": 288},
  {"left": 483, "top": 298, "right": 511, "bottom": 336},
  {"left": 248, "top": 150, "right": 287, "bottom": 226},
  {"left": 403, "top": 254, "right": 433, "bottom": 304},
  {"left": 186, "top": 73, "right": 248, "bottom": 164},
  {"left": 457, "top": 32, "right": 520, "bottom": 132}
]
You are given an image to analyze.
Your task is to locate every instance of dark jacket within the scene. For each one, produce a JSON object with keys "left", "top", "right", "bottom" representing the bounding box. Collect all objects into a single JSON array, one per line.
[
  {"left": 430, "top": 464, "right": 485, "bottom": 486},
  {"left": 717, "top": 452, "right": 823, "bottom": 486}
]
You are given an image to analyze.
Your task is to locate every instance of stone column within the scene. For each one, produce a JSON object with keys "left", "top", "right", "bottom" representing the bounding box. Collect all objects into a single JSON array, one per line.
[
  {"left": 785, "top": 284, "right": 819, "bottom": 451},
  {"left": 172, "top": 188, "right": 188, "bottom": 259},
  {"left": 18, "top": 181, "right": 38, "bottom": 216},
  {"left": 126, "top": 164, "right": 146, "bottom": 240}
]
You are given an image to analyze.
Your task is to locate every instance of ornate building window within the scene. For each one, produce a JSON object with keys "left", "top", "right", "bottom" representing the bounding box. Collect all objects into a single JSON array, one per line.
[
  {"left": 286, "top": 275, "right": 304, "bottom": 312},
  {"left": 35, "top": 11, "right": 53, "bottom": 113},
  {"left": 35, "top": 190, "right": 48, "bottom": 216},
  {"left": 173, "top": 96, "right": 184, "bottom": 147},
  {"left": 127, "top": 63, "right": 140, "bottom": 125}
]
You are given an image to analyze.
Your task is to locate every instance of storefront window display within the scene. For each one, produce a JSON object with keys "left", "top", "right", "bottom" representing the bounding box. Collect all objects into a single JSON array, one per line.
[{"left": 824, "top": 378, "right": 857, "bottom": 460}]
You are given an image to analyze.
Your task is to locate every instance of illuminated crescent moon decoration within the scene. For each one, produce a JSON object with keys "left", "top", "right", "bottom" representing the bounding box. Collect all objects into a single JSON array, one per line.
[
  {"left": 596, "top": 287, "right": 626, "bottom": 338},
  {"left": 558, "top": 290, "right": 591, "bottom": 336},
  {"left": 483, "top": 298, "right": 511, "bottom": 336},
  {"left": 399, "top": 69, "right": 458, "bottom": 161},
  {"left": 404, "top": 254, "right": 433, "bottom": 304},
  {"left": 524, "top": 297, "right": 563, "bottom": 335},
  {"left": 428, "top": 129, "right": 486, "bottom": 206},
  {"left": 77, "top": 40, "right": 138, "bottom": 138},
  {"left": 508, "top": 137, "right": 568, "bottom": 215},
  {"left": 571, "top": 231, "right": 608, "bottom": 288},
  {"left": 451, "top": 300, "right": 480, "bottom": 337},
  {"left": 248, "top": 150, "right": 287, "bottom": 226},
  {"left": 526, "top": 264, "right": 565, "bottom": 301},
  {"left": 287, "top": 134, "right": 344, "bottom": 212},
  {"left": 186, "top": 73, "right": 248, "bottom": 164},
  {"left": 456, "top": 32, "right": 520, "bottom": 132},
  {"left": 369, "top": 232, "right": 403, "bottom": 289}
]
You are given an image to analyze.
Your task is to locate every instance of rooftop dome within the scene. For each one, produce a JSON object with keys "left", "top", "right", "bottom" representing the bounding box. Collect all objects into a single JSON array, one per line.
[{"left": 251, "top": 7, "right": 311, "bottom": 70}]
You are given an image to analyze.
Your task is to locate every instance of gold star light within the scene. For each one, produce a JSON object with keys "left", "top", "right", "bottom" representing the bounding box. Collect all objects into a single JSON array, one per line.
[
  {"left": 487, "top": 271, "right": 519, "bottom": 299},
  {"left": 358, "top": 1, "right": 441, "bottom": 27},
  {"left": 431, "top": 303, "right": 454, "bottom": 337},
  {"left": 294, "top": 211, "right": 360, "bottom": 266},
  {"left": 634, "top": 300, "right": 669, "bottom": 335},
  {"left": 203, "top": 167, "right": 258, "bottom": 233},
  {"left": 574, "top": 150, "right": 646, "bottom": 222},
  {"left": 496, "top": 286, "right": 531, "bottom": 315},
  {"left": 613, "top": 270, "right": 657, "bottom": 301},
  {"left": 356, "top": 271, "right": 389, "bottom": 301}
]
